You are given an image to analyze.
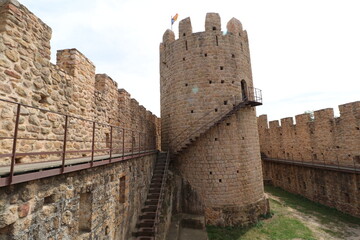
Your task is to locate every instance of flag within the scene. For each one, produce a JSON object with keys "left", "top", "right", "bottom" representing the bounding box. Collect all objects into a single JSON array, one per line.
[{"left": 171, "top": 13, "right": 178, "bottom": 25}]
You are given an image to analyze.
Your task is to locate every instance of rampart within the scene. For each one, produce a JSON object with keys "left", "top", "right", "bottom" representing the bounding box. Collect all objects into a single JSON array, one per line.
[
  {"left": 0, "top": 0, "right": 160, "bottom": 239},
  {"left": 258, "top": 102, "right": 360, "bottom": 217}
]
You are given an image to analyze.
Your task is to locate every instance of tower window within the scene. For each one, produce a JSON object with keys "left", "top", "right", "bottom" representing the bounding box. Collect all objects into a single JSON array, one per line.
[
  {"left": 209, "top": 80, "right": 212, "bottom": 84},
  {"left": 218, "top": 179, "right": 222, "bottom": 182},
  {"left": 213, "top": 27, "right": 217, "bottom": 30},
  {"left": 183, "top": 33, "right": 186, "bottom": 36},
  {"left": 220, "top": 66, "right": 224, "bottom": 70},
  {"left": 191, "top": 110, "right": 194, "bottom": 113},
  {"left": 221, "top": 80, "right": 224, "bottom": 83},
  {"left": 204, "top": 53, "right": 208, "bottom": 57},
  {"left": 232, "top": 54, "right": 235, "bottom": 58},
  {"left": 183, "top": 57, "right": 186, "bottom": 61},
  {"left": 216, "top": 36, "right": 219, "bottom": 46},
  {"left": 185, "top": 40, "right": 188, "bottom": 50},
  {"left": 214, "top": 108, "right": 218, "bottom": 112},
  {"left": 224, "top": 100, "right": 228, "bottom": 105},
  {"left": 185, "top": 83, "right": 188, "bottom": 86},
  {"left": 214, "top": 138, "right": 218, "bottom": 141}
]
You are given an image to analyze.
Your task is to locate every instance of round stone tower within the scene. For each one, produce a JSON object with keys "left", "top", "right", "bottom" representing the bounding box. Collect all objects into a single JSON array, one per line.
[{"left": 160, "top": 13, "right": 269, "bottom": 226}]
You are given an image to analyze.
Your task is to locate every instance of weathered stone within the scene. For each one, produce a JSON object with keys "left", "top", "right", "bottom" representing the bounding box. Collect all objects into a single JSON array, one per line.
[
  {"left": 0, "top": 58, "right": 10, "bottom": 68},
  {"left": 18, "top": 203, "right": 30, "bottom": 218},
  {"left": 29, "top": 115, "right": 40, "bottom": 126},
  {"left": 5, "top": 49, "right": 19, "bottom": 62},
  {"left": 0, "top": 83, "right": 12, "bottom": 94},
  {"left": 4, "top": 70, "right": 21, "bottom": 79},
  {"left": 14, "top": 85, "right": 27, "bottom": 97},
  {"left": 0, "top": 205, "right": 18, "bottom": 228}
]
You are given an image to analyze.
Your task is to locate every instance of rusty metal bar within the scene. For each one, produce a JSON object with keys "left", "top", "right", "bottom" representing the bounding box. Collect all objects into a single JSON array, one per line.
[
  {"left": 109, "top": 126, "right": 113, "bottom": 162},
  {"left": 91, "top": 122, "right": 96, "bottom": 167},
  {"left": 122, "top": 128, "right": 125, "bottom": 160},
  {"left": 9, "top": 104, "right": 21, "bottom": 184},
  {"left": 131, "top": 131, "right": 134, "bottom": 155},
  {"left": 61, "top": 115, "right": 68, "bottom": 173}
]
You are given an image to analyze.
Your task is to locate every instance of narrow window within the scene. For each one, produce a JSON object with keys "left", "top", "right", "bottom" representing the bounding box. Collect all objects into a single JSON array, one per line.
[
  {"left": 218, "top": 179, "right": 222, "bottom": 182},
  {"left": 231, "top": 54, "right": 235, "bottom": 58},
  {"left": 226, "top": 123, "right": 230, "bottom": 126},
  {"left": 79, "top": 192, "right": 92, "bottom": 233},
  {"left": 185, "top": 83, "right": 188, "bottom": 86},
  {"left": 185, "top": 40, "right": 188, "bottom": 50},
  {"left": 220, "top": 66, "right": 224, "bottom": 70},
  {"left": 216, "top": 36, "right": 218, "bottom": 46},
  {"left": 214, "top": 108, "right": 218, "bottom": 112},
  {"left": 241, "top": 80, "right": 248, "bottom": 101},
  {"left": 221, "top": 80, "right": 224, "bottom": 83},
  {"left": 183, "top": 57, "right": 186, "bottom": 61},
  {"left": 209, "top": 172, "right": 212, "bottom": 175},
  {"left": 213, "top": 27, "right": 217, "bottom": 30},
  {"left": 214, "top": 138, "right": 218, "bottom": 141},
  {"left": 191, "top": 110, "right": 194, "bottom": 113},
  {"left": 119, "top": 176, "right": 126, "bottom": 203},
  {"left": 183, "top": 33, "right": 186, "bottom": 36},
  {"left": 224, "top": 100, "right": 228, "bottom": 105},
  {"left": 209, "top": 80, "right": 212, "bottom": 84},
  {"left": 204, "top": 53, "right": 207, "bottom": 57}
]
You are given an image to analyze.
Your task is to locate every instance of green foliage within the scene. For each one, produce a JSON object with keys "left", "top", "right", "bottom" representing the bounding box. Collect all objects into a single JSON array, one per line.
[{"left": 264, "top": 186, "right": 360, "bottom": 225}]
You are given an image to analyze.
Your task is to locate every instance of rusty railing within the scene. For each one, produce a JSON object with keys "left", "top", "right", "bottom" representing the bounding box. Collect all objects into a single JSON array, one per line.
[{"left": 0, "top": 98, "right": 157, "bottom": 187}]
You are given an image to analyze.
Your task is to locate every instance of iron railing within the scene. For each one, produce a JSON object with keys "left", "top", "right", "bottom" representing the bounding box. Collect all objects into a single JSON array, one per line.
[
  {"left": 0, "top": 98, "right": 158, "bottom": 187},
  {"left": 168, "top": 87, "right": 262, "bottom": 153}
]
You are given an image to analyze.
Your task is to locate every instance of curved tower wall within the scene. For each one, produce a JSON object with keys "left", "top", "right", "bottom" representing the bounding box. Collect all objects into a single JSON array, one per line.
[{"left": 160, "top": 13, "right": 269, "bottom": 226}]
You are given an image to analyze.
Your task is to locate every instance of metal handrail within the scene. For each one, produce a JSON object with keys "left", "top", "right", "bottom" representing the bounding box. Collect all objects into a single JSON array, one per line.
[
  {"left": 0, "top": 98, "right": 158, "bottom": 187},
  {"left": 168, "top": 87, "right": 262, "bottom": 153}
]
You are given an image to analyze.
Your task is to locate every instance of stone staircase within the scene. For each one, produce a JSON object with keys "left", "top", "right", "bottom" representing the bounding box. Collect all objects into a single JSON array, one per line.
[
  {"left": 172, "top": 99, "right": 262, "bottom": 154},
  {"left": 132, "top": 152, "right": 169, "bottom": 240}
]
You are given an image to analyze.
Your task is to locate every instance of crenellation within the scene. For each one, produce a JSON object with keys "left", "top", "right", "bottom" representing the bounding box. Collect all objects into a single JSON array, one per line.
[
  {"left": 178, "top": 17, "right": 192, "bottom": 38},
  {"left": 205, "top": 13, "right": 221, "bottom": 32},
  {"left": 258, "top": 101, "right": 360, "bottom": 167},
  {"left": 226, "top": 17, "right": 243, "bottom": 35},
  {"left": 0, "top": 1, "right": 160, "bottom": 238}
]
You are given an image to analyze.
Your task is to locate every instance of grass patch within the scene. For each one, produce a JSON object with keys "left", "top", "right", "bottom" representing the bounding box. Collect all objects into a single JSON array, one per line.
[
  {"left": 264, "top": 185, "right": 360, "bottom": 225},
  {"left": 207, "top": 215, "right": 315, "bottom": 240}
]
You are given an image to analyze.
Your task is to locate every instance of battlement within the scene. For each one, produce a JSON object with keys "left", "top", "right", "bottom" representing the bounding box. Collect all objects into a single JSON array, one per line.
[
  {"left": 258, "top": 101, "right": 360, "bottom": 167},
  {"left": 161, "top": 13, "right": 247, "bottom": 46}
]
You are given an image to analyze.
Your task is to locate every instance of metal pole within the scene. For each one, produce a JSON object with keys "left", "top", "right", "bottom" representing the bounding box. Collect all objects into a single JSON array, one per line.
[
  {"left": 131, "top": 131, "right": 134, "bottom": 155},
  {"left": 61, "top": 115, "right": 68, "bottom": 173},
  {"left": 91, "top": 122, "right": 96, "bottom": 167},
  {"left": 9, "top": 104, "right": 21, "bottom": 184},
  {"left": 139, "top": 132, "right": 141, "bottom": 154},
  {"left": 109, "top": 126, "right": 113, "bottom": 162},
  {"left": 122, "top": 128, "right": 125, "bottom": 160}
]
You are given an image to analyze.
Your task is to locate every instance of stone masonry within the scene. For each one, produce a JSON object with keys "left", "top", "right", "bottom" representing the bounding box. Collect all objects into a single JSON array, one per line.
[
  {"left": 0, "top": 1, "right": 160, "bottom": 239},
  {"left": 160, "top": 13, "right": 269, "bottom": 226},
  {"left": 258, "top": 102, "right": 360, "bottom": 217}
]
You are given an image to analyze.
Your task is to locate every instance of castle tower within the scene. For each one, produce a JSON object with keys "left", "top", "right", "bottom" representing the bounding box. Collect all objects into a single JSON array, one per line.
[{"left": 160, "top": 13, "right": 269, "bottom": 226}]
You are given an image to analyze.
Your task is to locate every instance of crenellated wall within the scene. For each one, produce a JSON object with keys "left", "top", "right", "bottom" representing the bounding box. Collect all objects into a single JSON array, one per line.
[
  {"left": 258, "top": 101, "right": 360, "bottom": 167},
  {"left": 258, "top": 101, "right": 360, "bottom": 217},
  {"left": 0, "top": 1, "right": 160, "bottom": 239},
  {"left": 0, "top": 0, "right": 160, "bottom": 166}
]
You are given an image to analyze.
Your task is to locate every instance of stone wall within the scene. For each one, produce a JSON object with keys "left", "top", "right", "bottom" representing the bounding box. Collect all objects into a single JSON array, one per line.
[
  {"left": 0, "top": 0, "right": 160, "bottom": 166},
  {"left": 258, "top": 102, "right": 360, "bottom": 217},
  {"left": 0, "top": 0, "right": 161, "bottom": 239},
  {"left": 258, "top": 101, "right": 360, "bottom": 167},
  {"left": 262, "top": 161, "right": 360, "bottom": 217},
  {"left": 0, "top": 154, "right": 156, "bottom": 239},
  {"left": 160, "top": 13, "right": 268, "bottom": 226}
]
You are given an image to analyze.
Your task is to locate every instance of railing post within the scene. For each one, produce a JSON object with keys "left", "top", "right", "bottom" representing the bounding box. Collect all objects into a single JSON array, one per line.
[
  {"left": 139, "top": 132, "right": 141, "bottom": 154},
  {"left": 9, "top": 104, "right": 21, "bottom": 184},
  {"left": 109, "top": 126, "right": 113, "bottom": 162},
  {"left": 61, "top": 115, "right": 68, "bottom": 173},
  {"left": 91, "top": 122, "right": 96, "bottom": 167},
  {"left": 131, "top": 131, "right": 134, "bottom": 155},
  {"left": 122, "top": 128, "right": 125, "bottom": 160}
]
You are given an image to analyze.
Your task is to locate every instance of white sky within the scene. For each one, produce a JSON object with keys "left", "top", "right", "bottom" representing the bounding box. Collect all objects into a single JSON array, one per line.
[{"left": 20, "top": 0, "right": 360, "bottom": 121}]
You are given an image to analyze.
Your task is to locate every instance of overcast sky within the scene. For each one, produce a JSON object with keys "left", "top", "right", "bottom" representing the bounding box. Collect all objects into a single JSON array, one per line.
[{"left": 20, "top": 0, "right": 360, "bottom": 121}]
